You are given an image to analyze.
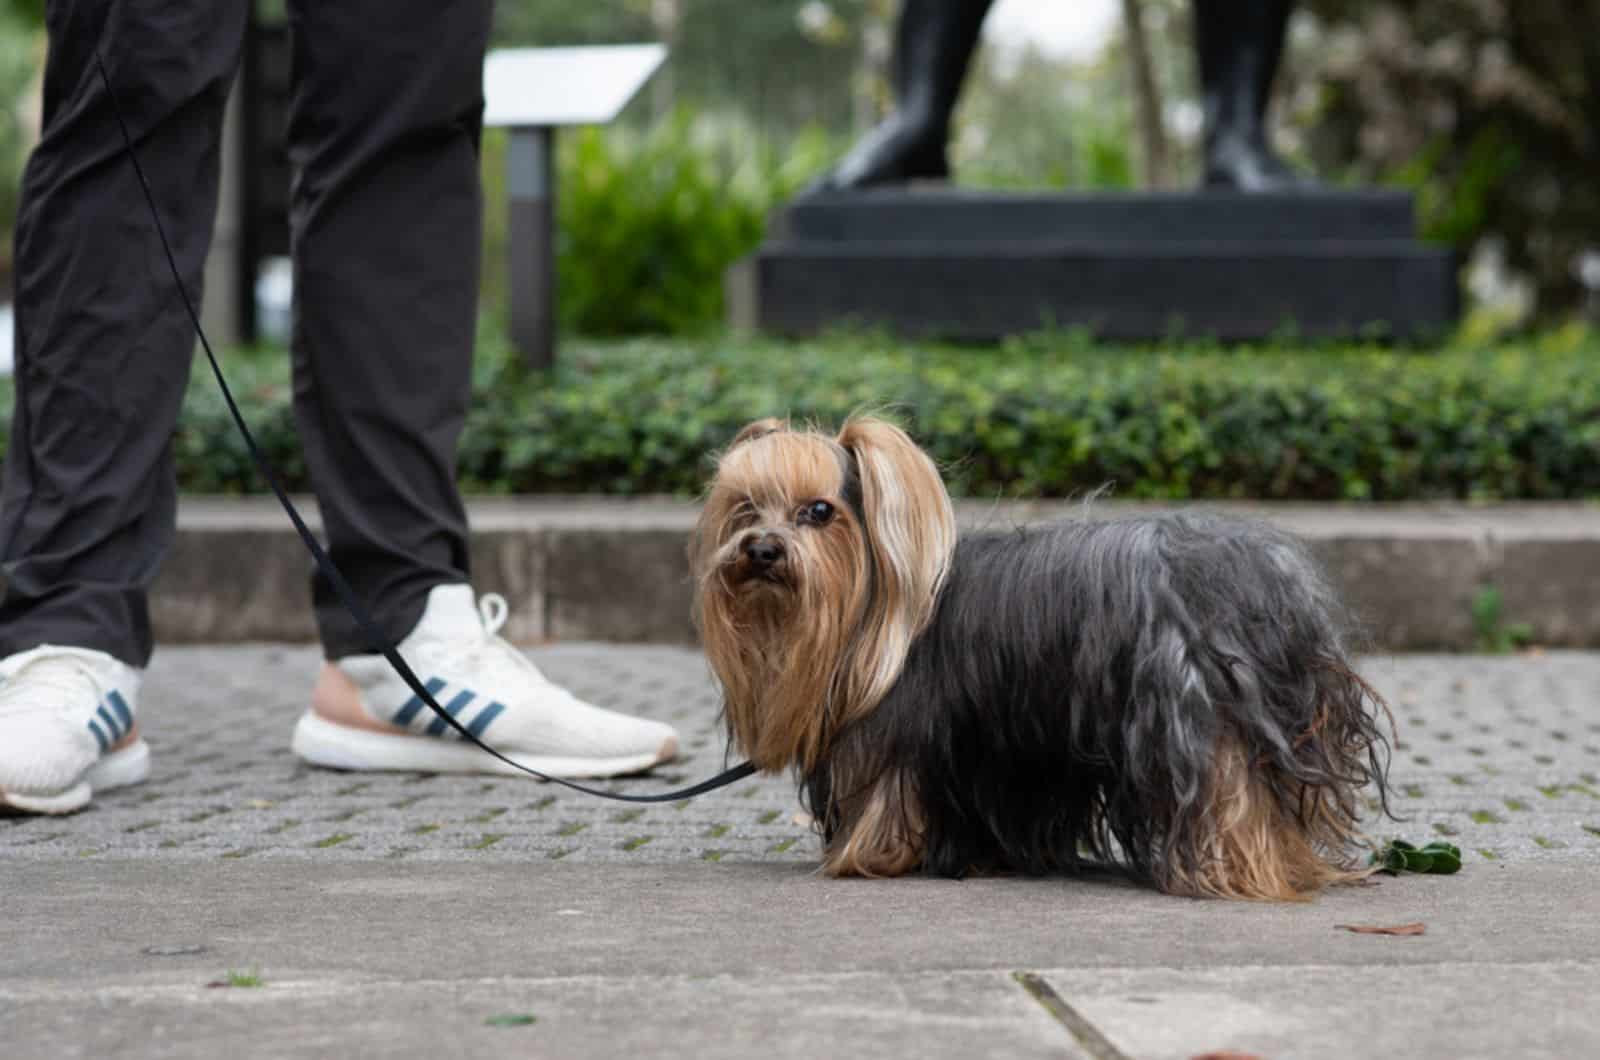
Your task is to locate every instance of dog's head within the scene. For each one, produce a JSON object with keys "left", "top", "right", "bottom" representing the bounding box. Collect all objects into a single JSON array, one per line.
[{"left": 691, "top": 416, "right": 956, "bottom": 772}]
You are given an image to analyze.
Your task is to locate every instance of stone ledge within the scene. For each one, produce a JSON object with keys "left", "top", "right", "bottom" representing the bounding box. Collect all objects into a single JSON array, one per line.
[{"left": 146, "top": 497, "right": 1600, "bottom": 649}]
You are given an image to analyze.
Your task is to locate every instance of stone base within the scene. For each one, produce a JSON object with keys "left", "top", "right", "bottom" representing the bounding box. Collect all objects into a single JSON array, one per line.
[{"left": 728, "top": 188, "right": 1458, "bottom": 342}]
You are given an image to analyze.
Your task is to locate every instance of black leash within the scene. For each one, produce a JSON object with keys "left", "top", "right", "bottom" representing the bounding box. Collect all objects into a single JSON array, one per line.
[{"left": 93, "top": 53, "right": 755, "bottom": 804}]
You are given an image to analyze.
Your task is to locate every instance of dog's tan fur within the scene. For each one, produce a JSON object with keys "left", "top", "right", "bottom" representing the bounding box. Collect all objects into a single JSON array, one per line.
[
  {"left": 1164, "top": 734, "right": 1371, "bottom": 901},
  {"left": 691, "top": 417, "right": 953, "bottom": 773},
  {"left": 820, "top": 768, "right": 925, "bottom": 878}
]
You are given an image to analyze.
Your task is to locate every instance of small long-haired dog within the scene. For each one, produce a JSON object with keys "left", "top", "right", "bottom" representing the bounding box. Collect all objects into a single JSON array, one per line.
[{"left": 691, "top": 415, "right": 1393, "bottom": 900}]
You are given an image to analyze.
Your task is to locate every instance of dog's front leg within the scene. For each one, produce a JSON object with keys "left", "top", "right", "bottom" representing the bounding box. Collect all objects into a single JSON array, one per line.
[{"left": 820, "top": 768, "right": 926, "bottom": 878}]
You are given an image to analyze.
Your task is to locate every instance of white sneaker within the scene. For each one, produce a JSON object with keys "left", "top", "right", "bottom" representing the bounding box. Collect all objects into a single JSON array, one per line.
[
  {"left": 292, "top": 585, "right": 680, "bottom": 779},
  {"left": 0, "top": 645, "right": 150, "bottom": 815}
]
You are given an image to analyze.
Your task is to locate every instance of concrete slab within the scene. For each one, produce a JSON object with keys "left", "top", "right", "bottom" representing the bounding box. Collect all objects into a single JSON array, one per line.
[
  {"left": 2, "top": 859, "right": 1598, "bottom": 983},
  {"left": 2, "top": 859, "right": 1595, "bottom": 1059},
  {"left": 2, "top": 971, "right": 1081, "bottom": 1060},
  {"left": 1041, "top": 962, "right": 1600, "bottom": 1060}
]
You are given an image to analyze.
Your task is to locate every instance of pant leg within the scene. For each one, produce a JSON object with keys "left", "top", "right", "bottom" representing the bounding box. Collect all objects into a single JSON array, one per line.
[
  {"left": 0, "top": 0, "right": 247, "bottom": 668},
  {"left": 283, "top": 1, "right": 491, "bottom": 660}
]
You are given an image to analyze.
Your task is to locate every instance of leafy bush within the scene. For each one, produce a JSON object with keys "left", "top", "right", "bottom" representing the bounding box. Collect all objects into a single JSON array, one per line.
[
  {"left": 1294, "top": 0, "right": 1600, "bottom": 318},
  {"left": 481, "top": 112, "right": 835, "bottom": 337},
  {"left": 5, "top": 327, "right": 1595, "bottom": 502},
  {"left": 0, "top": 10, "right": 41, "bottom": 274}
]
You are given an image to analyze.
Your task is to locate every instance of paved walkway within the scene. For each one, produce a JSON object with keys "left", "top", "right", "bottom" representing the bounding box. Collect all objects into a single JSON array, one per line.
[{"left": 5, "top": 646, "right": 1599, "bottom": 1058}]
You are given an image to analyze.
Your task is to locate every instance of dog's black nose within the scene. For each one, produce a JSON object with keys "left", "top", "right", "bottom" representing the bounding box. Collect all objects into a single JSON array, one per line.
[{"left": 744, "top": 535, "right": 786, "bottom": 570}]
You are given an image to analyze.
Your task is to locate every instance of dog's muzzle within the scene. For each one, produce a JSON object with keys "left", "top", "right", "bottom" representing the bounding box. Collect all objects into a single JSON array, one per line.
[{"left": 734, "top": 532, "right": 788, "bottom": 585}]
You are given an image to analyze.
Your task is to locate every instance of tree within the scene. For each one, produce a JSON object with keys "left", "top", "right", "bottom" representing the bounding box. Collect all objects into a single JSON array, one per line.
[
  {"left": 1293, "top": 0, "right": 1600, "bottom": 317},
  {"left": 1120, "top": 0, "right": 1171, "bottom": 187}
]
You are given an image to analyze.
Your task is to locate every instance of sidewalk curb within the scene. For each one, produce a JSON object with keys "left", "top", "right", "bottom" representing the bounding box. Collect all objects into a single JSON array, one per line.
[{"left": 149, "top": 497, "right": 1600, "bottom": 650}]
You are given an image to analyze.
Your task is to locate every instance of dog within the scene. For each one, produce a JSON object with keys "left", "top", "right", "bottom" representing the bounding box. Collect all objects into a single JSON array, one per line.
[{"left": 690, "top": 415, "right": 1392, "bottom": 900}]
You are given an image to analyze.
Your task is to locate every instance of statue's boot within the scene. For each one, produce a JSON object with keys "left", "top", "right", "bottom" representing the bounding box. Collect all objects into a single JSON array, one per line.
[
  {"left": 1195, "top": 0, "right": 1314, "bottom": 191},
  {"left": 805, "top": 0, "right": 994, "bottom": 194}
]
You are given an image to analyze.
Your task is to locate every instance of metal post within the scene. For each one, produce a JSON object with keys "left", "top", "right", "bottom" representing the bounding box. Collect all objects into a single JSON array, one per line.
[{"left": 506, "top": 125, "right": 556, "bottom": 370}]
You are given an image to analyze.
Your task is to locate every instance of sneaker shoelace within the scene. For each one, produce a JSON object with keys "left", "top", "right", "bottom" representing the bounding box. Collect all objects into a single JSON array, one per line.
[
  {"left": 426, "top": 593, "right": 550, "bottom": 690},
  {"left": 0, "top": 652, "right": 106, "bottom": 723}
]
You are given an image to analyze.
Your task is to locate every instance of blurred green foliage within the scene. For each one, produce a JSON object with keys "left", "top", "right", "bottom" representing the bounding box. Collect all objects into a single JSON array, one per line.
[
  {"left": 553, "top": 115, "right": 818, "bottom": 334},
  {"left": 8, "top": 325, "right": 1595, "bottom": 500},
  {"left": 0, "top": 5, "right": 40, "bottom": 273},
  {"left": 482, "top": 112, "right": 836, "bottom": 336},
  {"left": 955, "top": 46, "right": 1136, "bottom": 192},
  {"left": 2, "top": 0, "right": 41, "bottom": 27},
  {"left": 1297, "top": 0, "right": 1600, "bottom": 317},
  {"left": 491, "top": 0, "right": 879, "bottom": 138}
]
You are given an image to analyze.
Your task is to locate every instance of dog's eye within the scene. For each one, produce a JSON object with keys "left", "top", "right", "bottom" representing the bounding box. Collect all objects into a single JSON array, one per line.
[{"left": 798, "top": 500, "right": 835, "bottom": 526}]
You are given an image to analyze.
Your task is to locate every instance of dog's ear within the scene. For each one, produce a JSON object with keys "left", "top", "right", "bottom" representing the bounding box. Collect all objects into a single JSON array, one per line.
[
  {"left": 731, "top": 418, "right": 786, "bottom": 447},
  {"left": 834, "top": 416, "right": 956, "bottom": 712},
  {"left": 836, "top": 417, "right": 955, "bottom": 608}
]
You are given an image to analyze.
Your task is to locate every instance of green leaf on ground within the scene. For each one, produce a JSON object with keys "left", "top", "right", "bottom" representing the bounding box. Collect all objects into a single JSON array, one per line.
[
  {"left": 1372, "top": 838, "right": 1462, "bottom": 875},
  {"left": 484, "top": 1013, "right": 538, "bottom": 1027},
  {"left": 207, "top": 968, "right": 264, "bottom": 989}
]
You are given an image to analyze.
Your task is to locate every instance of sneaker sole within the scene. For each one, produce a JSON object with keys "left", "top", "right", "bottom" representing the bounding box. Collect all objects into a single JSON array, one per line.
[
  {"left": 0, "top": 740, "right": 151, "bottom": 815},
  {"left": 290, "top": 711, "right": 674, "bottom": 779}
]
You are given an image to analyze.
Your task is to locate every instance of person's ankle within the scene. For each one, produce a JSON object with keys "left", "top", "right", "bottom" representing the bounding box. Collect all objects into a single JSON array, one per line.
[{"left": 312, "top": 661, "right": 396, "bottom": 733}]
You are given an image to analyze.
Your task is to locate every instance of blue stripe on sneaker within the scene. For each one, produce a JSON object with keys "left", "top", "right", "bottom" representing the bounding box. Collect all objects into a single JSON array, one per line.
[
  {"left": 106, "top": 690, "right": 133, "bottom": 732},
  {"left": 465, "top": 701, "right": 505, "bottom": 739},
  {"left": 425, "top": 689, "right": 476, "bottom": 737},
  {"left": 96, "top": 704, "right": 122, "bottom": 741},
  {"left": 392, "top": 677, "right": 447, "bottom": 727},
  {"left": 87, "top": 718, "right": 109, "bottom": 752}
]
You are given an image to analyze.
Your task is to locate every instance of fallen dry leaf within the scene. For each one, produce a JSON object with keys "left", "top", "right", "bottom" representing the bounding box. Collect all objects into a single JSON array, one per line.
[{"left": 1335, "top": 922, "right": 1426, "bottom": 936}]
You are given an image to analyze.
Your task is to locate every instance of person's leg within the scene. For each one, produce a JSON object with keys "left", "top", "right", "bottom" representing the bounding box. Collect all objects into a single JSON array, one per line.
[
  {"left": 1193, "top": 0, "right": 1309, "bottom": 190},
  {"left": 0, "top": 0, "right": 247, "bottom": 666},
  {"left": 282, "top": 0, "right": 487, "bottom": 657},
  {"left": 284, "top": 1, "right": 678, "bottom": 778},
  {"left": 806, "top": 0, "right": 994, "bottom": 193},
  {"left": 0, "top": 0, "right": 246, "bottom": 813}
]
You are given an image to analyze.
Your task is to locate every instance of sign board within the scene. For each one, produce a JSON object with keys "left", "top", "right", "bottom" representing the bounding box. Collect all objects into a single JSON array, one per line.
[{"left": 483, "top": 45, "right": 668, "bottom": 128}]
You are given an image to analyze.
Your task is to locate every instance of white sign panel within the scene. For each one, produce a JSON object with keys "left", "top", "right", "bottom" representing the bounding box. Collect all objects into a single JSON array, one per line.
[{"left": 483, "top": 44, "right": 668, "bottom": 128}]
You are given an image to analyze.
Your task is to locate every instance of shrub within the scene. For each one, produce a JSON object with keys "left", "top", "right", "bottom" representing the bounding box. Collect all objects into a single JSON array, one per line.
[
  {"left": 1294, "top": 0, "right": 1600, "bottom": 318},
  {"left": 0, "top": 11, "right": 42, "bottom": 275},
  {"left": 5, "top": 328, "right": 1593, "bottom": 502},
  {"left": 454, "top": 330, "right": 1600, "bottom": 501},
  {"left": 480, "top": 112, "right": 835, "bottom": 337}
]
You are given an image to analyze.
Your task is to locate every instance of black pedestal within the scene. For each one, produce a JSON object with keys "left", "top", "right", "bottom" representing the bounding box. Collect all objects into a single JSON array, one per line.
[{"left": 727, "top": 188, "right": 1458, "bottom": 342}]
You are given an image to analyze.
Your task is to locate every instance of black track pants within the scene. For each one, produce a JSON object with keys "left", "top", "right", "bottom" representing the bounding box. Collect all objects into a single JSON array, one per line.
[{"left": 0, "top": 0, "right": 493, "bottom": 666}]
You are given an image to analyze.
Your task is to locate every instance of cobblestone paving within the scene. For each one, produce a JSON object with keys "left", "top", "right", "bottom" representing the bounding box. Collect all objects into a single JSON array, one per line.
[{"left": 3, "top": 647, "right": 1598, "bottom": 866}]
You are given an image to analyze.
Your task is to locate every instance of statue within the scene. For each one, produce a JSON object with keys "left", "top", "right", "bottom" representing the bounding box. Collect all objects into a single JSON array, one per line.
[
  {"left": 809, "top": 0, "right": 1306, "bottom": 193},
  {"left": 734, "top": 0, "right": 1455, "bottom": 342}
]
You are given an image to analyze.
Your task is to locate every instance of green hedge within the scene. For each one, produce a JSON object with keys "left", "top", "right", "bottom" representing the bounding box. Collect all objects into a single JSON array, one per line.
[{"left": 3, "top": 328, "right": 1598, "bottom": 500}]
